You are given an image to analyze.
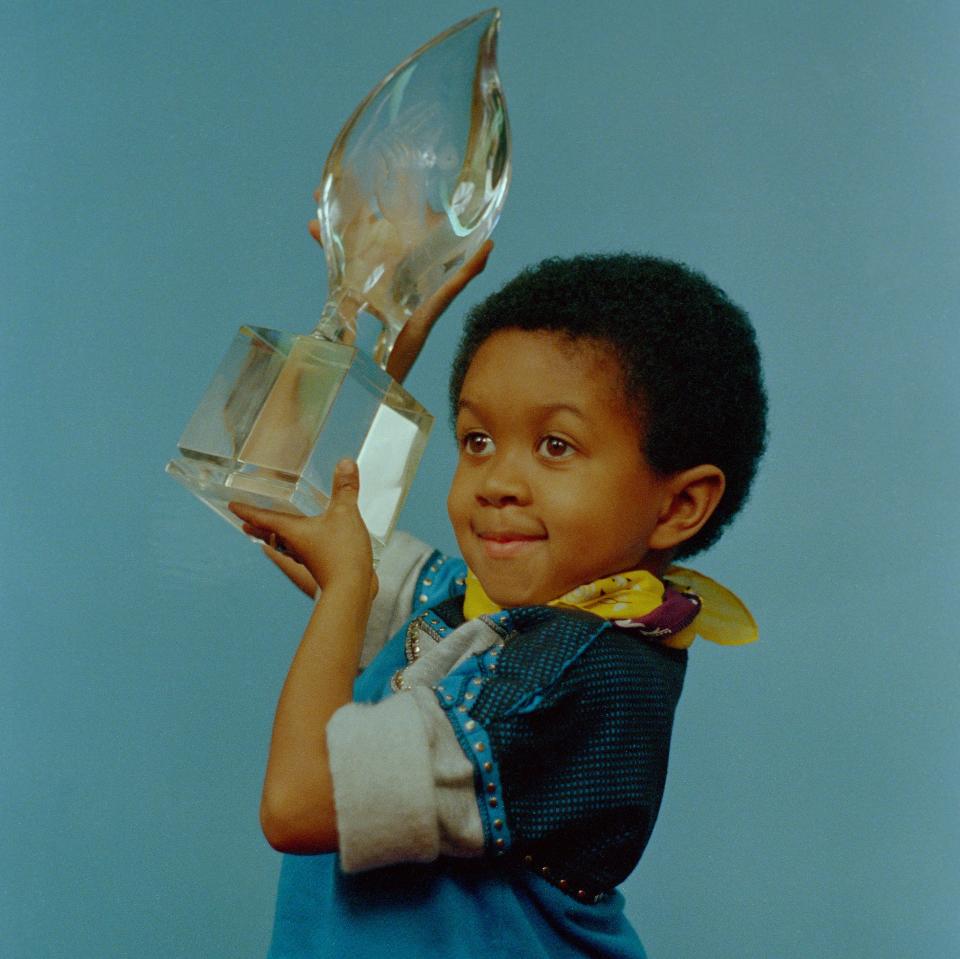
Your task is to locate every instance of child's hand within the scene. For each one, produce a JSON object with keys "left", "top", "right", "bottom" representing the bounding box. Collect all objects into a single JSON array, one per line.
[
  {"left": 229, "top": 460, "right": 377, "bottom": 602},
  {"left": 309, "top": 191, "right": 492, "bottom": 384},
  {"left": 261, "top": 544, "right": 319, "bottom": 600},
  {"left": 384, "top": 239, "right": 493, "bottom": 382}
]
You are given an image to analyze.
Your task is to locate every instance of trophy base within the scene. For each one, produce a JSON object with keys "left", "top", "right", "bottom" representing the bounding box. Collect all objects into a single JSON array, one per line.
[
  {"left": 166, "top": 325, "right": 434, "bottom": 561},
  {"left": 166, "top": 455, "right": 352, "bottom": 545}
]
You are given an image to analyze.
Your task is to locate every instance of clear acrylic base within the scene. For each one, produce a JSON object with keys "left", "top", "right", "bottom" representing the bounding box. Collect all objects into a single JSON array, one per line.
[{"left": 166, "top": 326, "right": 433, "bottom": 560}]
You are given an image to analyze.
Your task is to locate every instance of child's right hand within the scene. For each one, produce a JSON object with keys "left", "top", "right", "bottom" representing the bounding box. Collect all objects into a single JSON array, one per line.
[
  {"left": 261, "top": 543, "right": 319, "bottom": 600},
  {"left": 229, "top": 459, "right": 377, "bottom": 604}
]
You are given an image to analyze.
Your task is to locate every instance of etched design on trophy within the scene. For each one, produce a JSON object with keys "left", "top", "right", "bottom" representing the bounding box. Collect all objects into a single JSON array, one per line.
[{"left": 166, "top": 9, "right": 511, "bottom": 558}]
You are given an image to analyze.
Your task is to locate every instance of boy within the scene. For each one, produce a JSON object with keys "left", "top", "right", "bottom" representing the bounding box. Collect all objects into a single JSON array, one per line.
[{"left": 231, "top": 252, "right": 767, "bottom": 957}]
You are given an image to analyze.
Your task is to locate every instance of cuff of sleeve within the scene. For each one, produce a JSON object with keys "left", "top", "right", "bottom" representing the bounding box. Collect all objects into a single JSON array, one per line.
[{"left": 327, "top": 694, "right": 440, "bottom": 873}]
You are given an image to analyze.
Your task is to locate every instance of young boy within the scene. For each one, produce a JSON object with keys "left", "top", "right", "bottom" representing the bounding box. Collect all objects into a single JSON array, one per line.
[{"left": 231, "top": 252, "right": 767, "bottom": 958}]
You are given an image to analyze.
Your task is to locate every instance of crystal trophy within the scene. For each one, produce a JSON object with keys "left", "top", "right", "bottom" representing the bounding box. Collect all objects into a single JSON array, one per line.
[{"left": 166, "top": 9, "right": 511, "bottom": 558}]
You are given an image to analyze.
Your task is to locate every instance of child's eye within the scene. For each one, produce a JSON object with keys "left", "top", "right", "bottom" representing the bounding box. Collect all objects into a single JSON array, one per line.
[
  {"left": 461, "top": 431, "right": 495, "bottom": 457},
  {"left": 537, "top": 435, "right": 574, "bottom": 460}
]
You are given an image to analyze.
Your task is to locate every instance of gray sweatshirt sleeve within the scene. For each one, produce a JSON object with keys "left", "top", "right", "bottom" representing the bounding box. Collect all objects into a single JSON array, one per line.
[
  {"left": 325, "top": 619, "right": 505, "bottom": 874},
  {"left": 326, "top": 687, "right": 485, "bottom": 873}
]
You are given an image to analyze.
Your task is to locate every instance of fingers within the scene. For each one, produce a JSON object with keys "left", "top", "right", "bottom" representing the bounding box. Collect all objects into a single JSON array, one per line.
[
  {"left": 227, "top": 458, "right": 369, "bottom": 595},
  {"left": 330, "top": 458, "right": 360, "bottom": 503},
  {"left": 386, "top": 240, "right": 493, "bottom": 382},
  {"left": 446, "top": 239, "right": 494, "bottom": 297},
  {"left": 229, "top": 501, "right": 295, "bottom": 537},
  {"left": 262, "top": 544, "right": 319, "bottom": 599},
  {"left": 229, "top": 460, "right": 359, "bottom": 531},
  {"left": 422, "top": 239, "right": 493, "bottom": 322},
  {"left": 234, "top": 514, "right": 304, "bottom": 565}
]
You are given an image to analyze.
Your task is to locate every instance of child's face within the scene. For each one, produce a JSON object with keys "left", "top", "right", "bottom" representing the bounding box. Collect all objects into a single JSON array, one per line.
[{"left": 447, "top": 329, "right": 672, "bottom": 608}]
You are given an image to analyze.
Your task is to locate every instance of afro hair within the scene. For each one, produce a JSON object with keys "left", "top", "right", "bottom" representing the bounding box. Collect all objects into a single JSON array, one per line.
[{"left": 449, "top": 253, "right": 768, "bottom": 559}]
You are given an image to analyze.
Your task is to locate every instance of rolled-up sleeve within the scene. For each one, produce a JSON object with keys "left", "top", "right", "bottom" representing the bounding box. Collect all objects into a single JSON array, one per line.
[{"left": 326, "top": 687, "right": 484, "bottom": 874}]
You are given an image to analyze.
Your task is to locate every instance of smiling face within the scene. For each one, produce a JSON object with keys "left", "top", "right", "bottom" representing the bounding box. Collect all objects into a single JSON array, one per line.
[{"left": 447, "top": 328, "right": 673, "bottom": 608}]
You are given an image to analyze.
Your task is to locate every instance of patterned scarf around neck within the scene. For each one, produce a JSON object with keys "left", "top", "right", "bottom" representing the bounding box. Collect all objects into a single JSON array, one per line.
[{"left": 463, "top": 566, "right": 757, "bottom": 649}]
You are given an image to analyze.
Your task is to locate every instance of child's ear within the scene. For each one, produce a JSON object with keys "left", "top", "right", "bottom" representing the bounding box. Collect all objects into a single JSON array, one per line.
[{"left": 648, "top": 465, "right": 726, "bottom": 552}]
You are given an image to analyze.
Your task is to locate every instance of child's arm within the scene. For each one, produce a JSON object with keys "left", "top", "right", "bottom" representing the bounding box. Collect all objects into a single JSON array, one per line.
[
  {"left": 384, "top": 238, "right": 493, "bottom": 383},
  {"left": 229, "top": 459, "right": 376, "bottom": 854}
]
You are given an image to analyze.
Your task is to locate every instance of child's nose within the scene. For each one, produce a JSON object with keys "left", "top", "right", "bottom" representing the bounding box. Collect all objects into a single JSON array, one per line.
[{"left": 476, "top": 454, "right": 531, "bottom": 507}]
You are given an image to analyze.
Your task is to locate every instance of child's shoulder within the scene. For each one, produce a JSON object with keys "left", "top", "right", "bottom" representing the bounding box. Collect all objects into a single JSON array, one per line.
[{"left": 468, "top": 605, "right": 687, "bottom": 720}]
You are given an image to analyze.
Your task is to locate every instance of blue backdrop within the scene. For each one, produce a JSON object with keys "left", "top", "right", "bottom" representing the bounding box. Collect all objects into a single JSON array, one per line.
[{"left": 3, "top": 2, "right": 957, "bottom": 956}]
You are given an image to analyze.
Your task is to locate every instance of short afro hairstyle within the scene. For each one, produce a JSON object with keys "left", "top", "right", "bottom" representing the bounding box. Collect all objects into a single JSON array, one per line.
[{"left": 449, "top": 252, "right": 768, "bottom": 560}]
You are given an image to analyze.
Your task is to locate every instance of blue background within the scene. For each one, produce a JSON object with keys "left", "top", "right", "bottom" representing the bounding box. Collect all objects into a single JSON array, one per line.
[{"left": 3, "top": 2, "right": 957, "bottom": 956}]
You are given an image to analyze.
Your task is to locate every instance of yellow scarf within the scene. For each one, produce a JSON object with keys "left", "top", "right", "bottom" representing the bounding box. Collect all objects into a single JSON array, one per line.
[{"left": 463, "top": 566, "right": 757, "bottom": 649}]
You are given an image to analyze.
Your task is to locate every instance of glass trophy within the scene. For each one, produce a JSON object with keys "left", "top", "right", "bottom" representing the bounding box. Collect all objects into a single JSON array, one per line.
[{"left": 166, "top": 9, "right": 511, "bottom": 559}]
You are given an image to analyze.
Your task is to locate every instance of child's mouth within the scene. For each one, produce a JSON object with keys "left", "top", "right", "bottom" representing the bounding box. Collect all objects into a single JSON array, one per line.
[{"left": 476, "top": 530, "right": 545, "bottom": 559}]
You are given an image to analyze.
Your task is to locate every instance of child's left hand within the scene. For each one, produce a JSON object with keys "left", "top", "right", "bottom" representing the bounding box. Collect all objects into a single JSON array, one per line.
[{"left": 228, "top": 459, "right": 377, "bottom": 602}]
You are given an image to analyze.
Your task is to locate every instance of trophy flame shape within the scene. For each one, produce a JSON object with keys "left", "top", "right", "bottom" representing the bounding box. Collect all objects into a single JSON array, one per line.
[{"left": 166, "top": 10, "right": 511, "bottom": 559}]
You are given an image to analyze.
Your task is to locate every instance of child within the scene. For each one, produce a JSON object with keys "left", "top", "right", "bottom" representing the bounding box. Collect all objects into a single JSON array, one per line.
[{"left": 230, "top": 252, "right": 767, "bottom": 958}]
